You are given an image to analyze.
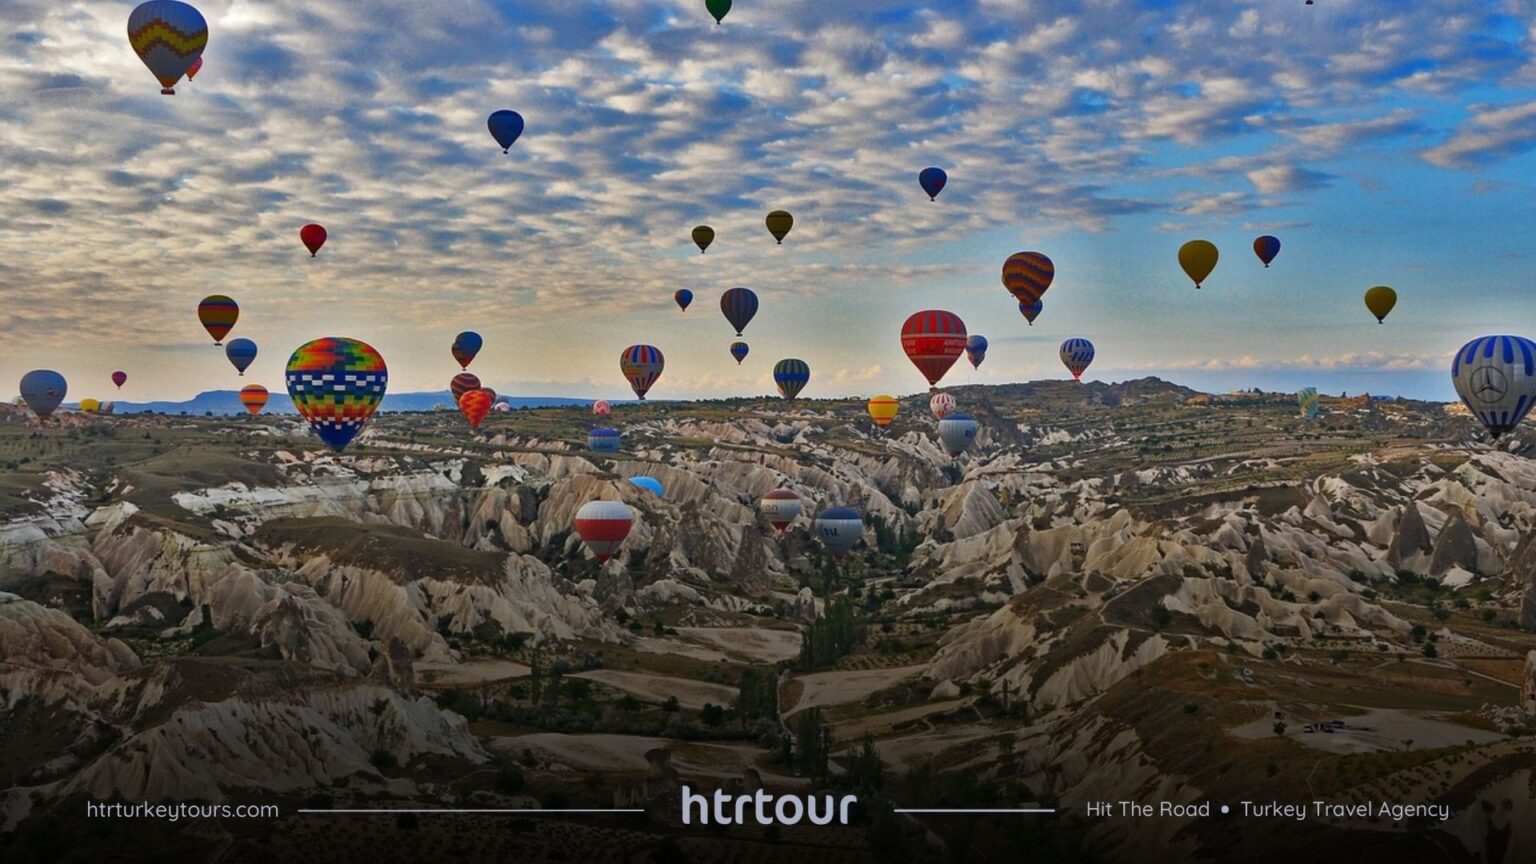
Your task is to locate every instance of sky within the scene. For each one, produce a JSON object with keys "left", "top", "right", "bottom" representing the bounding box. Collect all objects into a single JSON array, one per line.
[{"left": 4, "top": 0, "right": 1536, "bottom": 404}]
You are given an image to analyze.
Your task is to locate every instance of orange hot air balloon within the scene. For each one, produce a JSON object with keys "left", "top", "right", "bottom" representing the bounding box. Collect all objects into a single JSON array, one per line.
[
  {"left": 300, "top": 223, "right": 327, "bottom": 257},
  {"left": 459, "top": 388, "right": 493, "bottom": 429},
  {"left": 239, "top": 384, "right": 269, "bottom": 415}
]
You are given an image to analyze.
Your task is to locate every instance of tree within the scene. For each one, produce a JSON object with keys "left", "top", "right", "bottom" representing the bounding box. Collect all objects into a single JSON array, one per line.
[{"left": 700, "top": 703, "right": 726, "bottom": 728}]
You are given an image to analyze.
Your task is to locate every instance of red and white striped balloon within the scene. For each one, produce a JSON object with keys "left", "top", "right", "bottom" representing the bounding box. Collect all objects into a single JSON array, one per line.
[{"left": 574, "top": 500, "right": 633, "bottom": 562}]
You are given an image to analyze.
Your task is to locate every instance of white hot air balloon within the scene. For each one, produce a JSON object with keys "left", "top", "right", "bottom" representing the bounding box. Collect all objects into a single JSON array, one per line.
[
  {"left": 814, "top": 507, "right": 864, "bottom": 558},
  {"left": 937, "top": 412, "right": 978, "bottom": 457},
  {"left": 1451, "top": 335, "right": 1536, "bottom": 439}
]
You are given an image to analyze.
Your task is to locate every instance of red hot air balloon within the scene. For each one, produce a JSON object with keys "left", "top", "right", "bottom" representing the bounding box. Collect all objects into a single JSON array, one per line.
[
  {"left": 900, "top": 310, "right": 967, "bottom": 391},
  {"left": 450, "top": 372, "right": 480, "bottom": 405},
  {"left": 759, "top": 489, "right": 802, "bottom": 534},
  {"left": 459, "top": 388, "right": 493, "bottom": 429},
  {"left": 593, "top": 400, "right": 611, "bottom": 417},
  {"left": 574, "top": 500, "right": 633, "bottom": 562},
  {"left": 111, "top": 371, "right": 128, "bottom": 390},
  {"left": 300, "top": 223, "right": 327, "bottom": 257}
]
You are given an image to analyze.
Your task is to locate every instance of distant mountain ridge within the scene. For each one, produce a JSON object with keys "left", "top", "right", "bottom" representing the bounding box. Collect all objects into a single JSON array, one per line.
[{"left": 101, "top": 390, "right": 596, "bottom": 416}]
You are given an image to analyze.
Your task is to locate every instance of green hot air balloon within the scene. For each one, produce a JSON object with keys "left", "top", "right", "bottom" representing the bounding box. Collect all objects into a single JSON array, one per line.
[
  {"left": 706, "top": 0, "right": 731, "bottom": 24},
  {"left": 766, "top": 210, "right": 793, "bottom": 245}
]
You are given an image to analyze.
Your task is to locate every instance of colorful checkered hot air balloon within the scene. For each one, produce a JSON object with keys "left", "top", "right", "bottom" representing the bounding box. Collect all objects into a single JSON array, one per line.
[
  {"left": 240, "top": 384, "right": 269, "bottom": 415},
  {"left": 901, "top": 310, "right": 967, "bottom": 390},
  {"left": 773, "top": 359, "right": 810, "bottom": 401},
  {"left": 198, "top": 295, "right": 238, "bottom": 345},
  {"left": 284, "top": 337, "right": 387, "bottom": 452},
  {"left": 127, "top": 1, "right": 207, "bottom": 95},
  {"left": 1002, "top": 252, "right": 1054, "bottom": 306},
  {"left": 620, "top": 345, "right": 664, "bottom": 399}
]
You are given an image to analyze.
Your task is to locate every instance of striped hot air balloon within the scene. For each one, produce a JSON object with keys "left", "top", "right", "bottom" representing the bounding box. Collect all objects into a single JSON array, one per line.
[
  {"left": 1060, "top": 338, "right": 1095, "bottom": 380},
  {"left": 760, "top": 489, "right": 802, "bottom": 533},
  {"left": 620, "top": 345, "right": 664, "bottom": 399},
  {"left": 588, "top": 427, "right": 622, "bottom": 452},
  {"left": 1451, "top": 335, "right": 1536, "bottom": 439},
  {"left": 1002, "top": 252, "right": 1054, "bottom": 306},
  {"left": 1019, "top": 299, "right": 1043, "bottom": 325},
  {"left": 901, "top": 310, "right": 967, "bottom": 390},
  {"left": 773, "top": 359, "right": 810, "bottom": 401},
  {"left": 867, "top": 395, "right": 899, "bottom": 428},
  {"left": 574, "top": 500, "right": 633, "bottom": 562},
  {"left": 459, "top": 388, "right": 493, "bottom": 429},
  {"left": 730, "top": 341, "right": 749, "bottom": 365},
  {"left": 1297, "top": 387, "right": 1320, "bottom": 420},
  {"left": 198, "top": 295, "right": 238, "bottom": 345},
  {"left": 284, "top": 337, "right": 387, "bottom": 452},
  {"left": 450, "top": 372, "right": 480, "bottom": 405},
  {"left": 721, "top": 287, "right": 758, "bottom": 337},
  {"left": 240, "top": 384, "right": 269, "bottom": 415},
  {"left": 127, "top": 1, "right": 207, "bottom": 95},
  {"left": 930, "top": 392, "right": 956, "bottom": 420}
]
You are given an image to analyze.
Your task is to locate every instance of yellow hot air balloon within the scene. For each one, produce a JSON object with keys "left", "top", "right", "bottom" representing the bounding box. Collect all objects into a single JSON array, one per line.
[
  {"left": 1364, "top": 285, "right": 1397, "bottom": 323},
  {"left": 867, "top": 395, "right": 899, "bottom": 428},
  {"left": 1178, "top": 240, "right": 1219, "bottom": 289},
  {"left": 79, "top": 398, "right": 101, "bottom": 414},
  {"left": 766, "top": 210, "right": 793, "bottom": 245}
]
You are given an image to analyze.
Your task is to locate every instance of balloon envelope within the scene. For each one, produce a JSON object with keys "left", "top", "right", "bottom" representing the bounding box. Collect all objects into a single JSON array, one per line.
[
  {"left": 730, "top": 341, "right": 749, "bottom": 365},
  {"left": 589, "top": 427, "right": 622, "bottom": 452},
  {"left": 225, "top": 338, "right": 257, "bottom": 375},
  {"left": 674, "top": 289, "right": 693, "bottom": 312},
  {"left": 868, "top": 395, "right": 899, "bottom": 428},
  {"left": 1002, "top": 252, "right": 1054, "bottom": 306},
  {"left": 930, "top": 392, "right": 956, "bottom": 420},
  {"left": 593, "top": 400, "right": 611, "bottom": 417},
  {"left": 300, "top": 223, "right": 327, "bottom": 256},
  {"left": 1451, "top": 335, "right": 1536, "bottom": 439},
  {"left": 112, "top": 371, "right": 127, "bottom": 389},
  {"left": 901, "top": 310, "right": 967, "bottom": 389},
  {"left": 919, "top": 167, "right": 947, "bottom": 201},
  {"left": 705, "top": 0, "right": 731, "bottom": 24},
  {"left": 186, "top": 54, "right": 202, "bottom": 80},
  {"left": 937, "top": 412, "right": 978, "bottom": 457},
  {"left": 966, "top": 334, "right": 988, "bottom": 369},
  {"left": 240, "top": 384, "right": 269, "bottom": 415},
  {"left": 450, "top": 372, "right": 480, "bottom": 405},
  {"left": 1297, "top": 387, "right": 1320, "bottom": 420},
  {"left": 452, "top": 331, "right": 483, "bottom": 369},
  {"left": 79, "top": 399, "right": 101, "bottom": 414},
  {"left": 1060, "top": 338, "right": 1095, "bottom": 380},
  {"left": 720, "top": 287, "right": 758, "bottom": 336},
  {"left": 459, "top": 389, "right": 493, "bottom": 429},
  {"left": 620, "top": 345, "right": 664, "bottom": 399},
  {"left": 487, "top": 110, "right": 524, "bottom": 152},
  {"left": 198, "top": 295, "right": 238, "bottom": 345},
  {"left": 692, "top": 225, "right": 714, "bottom": 253},
  {"left": 1364, "top": 286, "right": 1397, "bottom": 323},
  {"left": 127, "top": 1, "right": 207, "bottom": 95},
  {"left": 773, "top": 359, "right": 810, "bottom": 401},
  {"left": 285, "top": 337, "right": 387, "bottom": 452},
  {"left": 19, "top": 370, "right": 66, "bottom": 419},
  {"left": 1253, "top": 235, "right": 1281, "bottom": 268},
  {"left": 814, "top": 506, "right": 864, "bottom": 558},
  {"left": 760, "top": 489, "right": 802, "bottom": 533},
  {"left": 631, "top": 476, "right": 664, "bottom": 497},
  {"left": 1179, "top": 240, "right": 1219, "bottom": 288},
  {"left": 574, "top": 500, "right": 632, "bottom": 562},
  {"left": 765, "top": 210, "right": 793, "bottom": 244},
  {"left": 1019, "top": 299, "right": 1043, "bottom": 325}
]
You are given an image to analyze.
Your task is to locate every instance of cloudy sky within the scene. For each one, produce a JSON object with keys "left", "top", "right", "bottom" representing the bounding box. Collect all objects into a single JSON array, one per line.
[{"left": 4, "top": 0, "right": 1535, "bottom": 403}]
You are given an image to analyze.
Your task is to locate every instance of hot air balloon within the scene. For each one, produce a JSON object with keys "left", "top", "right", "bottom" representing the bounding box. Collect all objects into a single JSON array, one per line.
[
  {"left": 240, "top": 384, "right": 269, "bottom": 415},
  {"left": 1297, "top": 387, "right": 1320, "bottom": 420},
  {"left": 450, "top": 372, "right": 480, "bottom": 405},
  {"left": 706, "top": 0, "right": 731, "bottom": 24},
  {"left": 198, "top": 295, "right": 238, "bottom": 345},
  {"left": 901, "top": 310, "right": 967, "bottom": 390},
  {"left": 589, "top": 427, "right": 622, "bottom": 452},
  {"left": 593, "top": 400, "right": 611, "bottom": 417},
  {"left": 1020, "top": 299, "right": 1043, "bottom": 325},
  {"left": 186, "top": 55, "right": 202, "bottom": 80},
  {"left": 112, "top": 371, "right": 127, "bottom": 390},
  {"left": 620, "top": 345, "right": 664, "bottom": 400},
  {"left": 127, "top": 1, "right": 207, "bottom": 95},
  {"left": 760, "top": 489, "right": 802, "bottom": 533},
  {"left": 19, "top": 370, "right": 66, "bottom": 419},
  {"left": 730, "top": 341, "right": 749, "bottom": 365},
  {"left": 1364, "top": 286, "right": 1396, "bottom": 323},
  {"left": 692, "top": 225, "right": 714, "bottom": 253},
  {"left": 1451, "top": 335, "right": 1536, "bottom": 439},
  {"left": 459, "top": 389, "right": 493, "bottom": 429},
  {"left": 1179, "top": 240, "right": 1218, "bottom": 289},
  {"left": 300, "top": 223, "right": 327, "bottom": 257},
  {"left": 1002, "top": 252, "right": 1054, "bottom": 306},
  {"left": 487, "top": 110, "right": 525, "bottom": 153},
  {"left": 1253, "top": 235, "right": 1281, "bottom": 268},
  {"left": 452, "top": 331, "right": 483, "bottom": 369},
  {"left": 720, "top": 287, "right": 758, "bottom": 336},
  {"left": 937, "top": 413, "right": 978, "bottom": 457},
  {"left": 814, "top": 507, "right": 864, "bottom": 559},
  {"left": 930, "top": 392, "right": 956, "bottom": 420},
  {"left": 919, "top": 167, "right": 947, "bottom": 201},
  {"left": 766, "top": 210, "right": 793, "bottom": 245},
  {"left": 631, "top": 476, "right": 663, "bottom": 497},
  {"left": 480, "top": 388, "right": 497, "bottom": 405},
  {"left": 494, "top": 401, "right": 510, "bottom": 413},
  {"left": 674, "top": 289, "right": 693, "bottom": 312},
  {"left": 225, "top": 338, "right": 257, "bottom": 376},
  {"left": 966, "top": 334, "right": 988, "bottom": 370},
  {"left": 100, "top": 402, "right": 115, "bottom": 415},
  {"left": 1060, "top": 338, "right": 1095, "bottom": 380},
  {"left": 79, "top": 398, "right": 101, "bottom": 414},
  {"left": 868, "top": 395, "right": 898, "bottom": 428},
  {"left": 285, "top": 337, "right": 387, "bottom": 452},
  {"left": 574, "top": 500, "right": 633, "bottom": 562},
  {"left": 774, "top": 359, "right": 810, "bottom": 401}
]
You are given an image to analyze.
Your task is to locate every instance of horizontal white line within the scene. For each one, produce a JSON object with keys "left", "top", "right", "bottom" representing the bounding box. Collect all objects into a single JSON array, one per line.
[
  {"left": 893, "top": 808, "right": 1057, "bottom": 814},
  {"left": 297, "top": 808, "right": 644, "bottom": 815}
]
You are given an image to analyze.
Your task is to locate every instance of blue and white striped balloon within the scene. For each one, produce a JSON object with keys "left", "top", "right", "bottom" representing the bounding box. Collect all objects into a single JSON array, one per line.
[
  {"left": 1451, "top": 335, "right": 1536, "bottom": 439},
  {"left": 1060, "top": 338, "right": 1095, "bottom": 380}
]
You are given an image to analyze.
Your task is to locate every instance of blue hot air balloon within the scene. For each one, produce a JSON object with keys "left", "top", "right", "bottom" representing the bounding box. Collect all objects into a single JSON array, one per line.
[
  {"left": 937, "top": 412, "right": 979, "bottom": 457},
  {"left": 1020, "top": 299, "right": 1043, "bottom": 325},
  {"left": 225, "top": 338, "right": 257, "bottom": 376},
  {"left": 730, "top": 341, "right": 749, "bottom": 365},
  {"left": 814, "top": 506, "right": 864, "bottom": 558},
  {"left": 19, "top": 370, "right": 67, "bottom": 419},
  {"left": 1253, "top": 235, "right": 1282, "bottom": 268},
  {"left": 589, "top": 427, "right": 622, "bottom": 453},
  {"left": 1451, "top": 335, "right": 1536, "bottom": 439},
  {"left": 774, "top": 359, "right": 810, "bottom": 401},
  {"left": 631, "top": 476, "right": 664, "bottom": 497},
  {"left": 919, "top": 167, "right": 947, "bottom": 201},
  {"left": 966, "top": 334, "right": 988, "bottom": 369},
  {"left": 720, "top": 287, "right": 758, "bottom": 337},
  {"left": 488, "top": 110, "right": 525, "bottom": 153},
  {"left": 452, "top": 331, "right": 483, "bottom": 369},
  {"left": 1060, "top": 338, "right": 1095, "bottom": 380},
  {"left": 675, "top": 289, "right": 693, "bottom": 312}
]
